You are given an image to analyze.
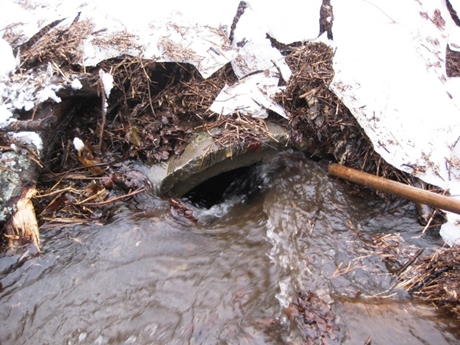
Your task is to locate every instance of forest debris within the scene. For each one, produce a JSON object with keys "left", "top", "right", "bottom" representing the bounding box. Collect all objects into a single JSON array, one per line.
[
  {"left": 0, "top": 116, "right": 57, "bottom": 132},
  {"left": 82, "top": 187, "right": 145, "bottom": 207},
  {"left": 278, "top": 42, "right": 409, "bottom": 184},
  {"left": 286, "top": 290, "right": 342, "bottom": 345},
  {"left": 330, "top": 231, "right": 424, "bottom": 301},
  {"left": 33, "top": 161, "right": 149, "bottom": 225},
  {"left": 20, "top": 17, "right": 94, "bottom": 69},
  {"left": 346, "top": 231, "right": 460, "bottom": 316},
  {"left": 446, "top": 45, "right": 460, "bottom": 77},
  {"left": 5, "top": 185, "right": 39, "bottom": 247},
  {"left": 110, "top": 170, "right": 148, "bottom": 192},
  {"left": 278, "top": 42, "right": 368, "bottom": 167},
  {"left": 201, "top": 112, "right": 277, "bottom": 152},
  {"left": 73, "top": 137, "right": 104, "bottom": 176},
  {"left": 397, "top": 246, "right": 460, "bottom": 317},
  {"left": 151, "top": 62, "right": 237, "bottom": 118},
  {"left": 367, "top": 233, "right": 421, "bottom": 274},
  {"left": 167, "top": 197, "right": 198, "bottom": 222}
]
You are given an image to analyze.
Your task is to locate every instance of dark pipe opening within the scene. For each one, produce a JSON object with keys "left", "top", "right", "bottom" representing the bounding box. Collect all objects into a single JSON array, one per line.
[
  {"left": 183, "top": 164, "right": 260, "bottom": 209},
  {"left": 182, "top": 150, "right": 310, "bottom": 209}
]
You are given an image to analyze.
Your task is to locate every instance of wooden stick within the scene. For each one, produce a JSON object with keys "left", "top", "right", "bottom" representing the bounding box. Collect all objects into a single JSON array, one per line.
[
  {"left": 0, "top": 116, "right": 57, "bottom": 132},
  {"left": 328, "top": 163, "right": 460, "bottom": 215}
]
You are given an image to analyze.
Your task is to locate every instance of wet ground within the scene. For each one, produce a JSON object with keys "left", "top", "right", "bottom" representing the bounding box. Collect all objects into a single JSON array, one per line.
[{"left": 1, "top": 151, "right": 459, "bottom": 344}]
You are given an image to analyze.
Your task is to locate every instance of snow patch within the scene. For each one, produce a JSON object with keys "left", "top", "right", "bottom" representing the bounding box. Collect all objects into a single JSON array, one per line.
[
  {"left": 9, "top": 132, "right": 43, "bottom": 153},
  {"left": 249, "top": 0, "right": 323, "bottom": 43},
  {"left": 73, "top": 137, "right": 85, "bottom": 152},
  {"left": 37, "top": 85, "right": 62, "bottom": 104},
  {"left": 0, "top": 39, "right": 17, "bottom": 78},
  {"left": 229, "top": 5, "right": 291, "bottom": 81},
  {"left": 210, "top": 69, "right": 288, "bottom": 119},
  {"left": 100, "top": 70, "right": 114, "bottom": 98},
  {"left": 0, "top": 104, "right": 15, "bottom": 129},
  {"left": 330, "top": 0, "right": 460, "bottom": 244},
  {"left": 71, "top": 78, "right": 83, "bottom": 90},
  {"left": 1, "top": 63, "right": 62, "bottom": 114}
]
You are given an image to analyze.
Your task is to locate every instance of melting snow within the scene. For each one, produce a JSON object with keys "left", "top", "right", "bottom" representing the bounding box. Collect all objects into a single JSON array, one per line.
[
  {"left": 330, "top": 0, "right": 460, "bottom": 244},
  {"left": 0, "top": 38, "right": 16, "bottom": 78},
  {"left": 9, "top": 131, "right": 43, "bottom": 153},
  {"left": 99, "top": 70, "right": 114, "bottom": 99},
  {"left": 71, "top": 78, "right": 83, "bottom": 90}
]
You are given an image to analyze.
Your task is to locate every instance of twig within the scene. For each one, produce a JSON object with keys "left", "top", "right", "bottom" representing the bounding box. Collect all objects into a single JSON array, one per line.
[
  {"left": 139, "top": 58, "right": 157, "bottom": 117},
  {"left": 420, "top": 209, "right": 438, "bottom": 234},
  {"left": 75, "top": 188, "right": 109, "bottom": 205},
  {"left": 396, "top": 248, "right": 424, "bottom": 277},
  {"left": 82, "top": 187, "right": 145, "bottom": 206},
  {"left": 40, "top": 161, "right": 114, "bottom": 183},
  {"left": 35, "top": 186, "right": 79, "bottom": 198},
  {"left": 41, "top": 217, "right": 90, "bottom": 224},
  {"left": 98, "top": 69, "right": 107, "bottom": 153},
  {"left": 362, "top": 0, "right": 396, "bottom": 23}
]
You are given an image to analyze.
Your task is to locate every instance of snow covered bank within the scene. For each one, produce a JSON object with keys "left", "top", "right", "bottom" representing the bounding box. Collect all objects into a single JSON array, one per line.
[
  {"left": 330, "top": 0, "right": 460, "bottom": 244},
  {"left": 1, "top": 0, "right": 460, "bottom": 244}
]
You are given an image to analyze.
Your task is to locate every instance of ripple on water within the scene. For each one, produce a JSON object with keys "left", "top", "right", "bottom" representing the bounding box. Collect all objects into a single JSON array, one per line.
[{"left": 1, "top": 152, "right": 459, "bottom": 344}]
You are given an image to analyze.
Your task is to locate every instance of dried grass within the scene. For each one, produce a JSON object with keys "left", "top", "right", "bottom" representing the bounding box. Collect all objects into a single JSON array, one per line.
[
  {"left": 446, "top": 46, "right": 460, "bottom": 78},
  {"left": 279, "top": 42, "right": 369, "bottom": 167},
  {"left": 397, "top": 246, "right": 460, "bottom": 317},
  {"left": 346, "top": 231, "right": 460, "bottom": 317},
  {"left": 152, "top": 62, "right": 237, "bottom": 118},
  {"left": 91, "top": 30, "right": 140, "bottom": 53},
  {"left": 368, "top": 233, "right": 423, "bottom": 275},
  {"left": 196, "top": 112, "right": 276, "bottom": 153},
  {"left": 20, "top": 18, "right": 95, "bottom": 68}
]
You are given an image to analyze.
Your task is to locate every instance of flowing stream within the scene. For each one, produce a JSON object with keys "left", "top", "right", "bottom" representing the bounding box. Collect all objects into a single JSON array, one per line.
[{"left": 1, "top": 151, "right": 459, "bottom": 344}]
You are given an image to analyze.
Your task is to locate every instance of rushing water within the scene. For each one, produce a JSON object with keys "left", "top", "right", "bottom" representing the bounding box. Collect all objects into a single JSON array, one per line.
[{"left": 1, "top": 151, "right": 459, "bottom": 344}]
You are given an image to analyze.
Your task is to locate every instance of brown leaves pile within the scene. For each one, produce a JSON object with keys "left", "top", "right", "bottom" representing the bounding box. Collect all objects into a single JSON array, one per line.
[
  {"left": 97, "top": 60, "right": 237, "bottom": 163},
  {"left": 285, "top": 291, "right": 341, "bottom": 345}
]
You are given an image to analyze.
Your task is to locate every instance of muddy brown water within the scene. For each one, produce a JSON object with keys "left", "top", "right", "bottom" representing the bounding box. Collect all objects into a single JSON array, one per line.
[{"left": 1, "top": 152, "right": 459, "bottom": 344}]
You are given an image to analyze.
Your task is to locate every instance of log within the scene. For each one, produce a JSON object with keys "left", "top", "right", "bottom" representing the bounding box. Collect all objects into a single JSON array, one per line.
[{"left": 328, "top": 163, "right": 460, "bottom": 215}]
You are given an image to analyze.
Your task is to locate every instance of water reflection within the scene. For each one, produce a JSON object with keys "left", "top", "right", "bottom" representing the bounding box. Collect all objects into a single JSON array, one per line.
[{"left": 1, "top": 152, "right": 459, "bottom": 344}]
